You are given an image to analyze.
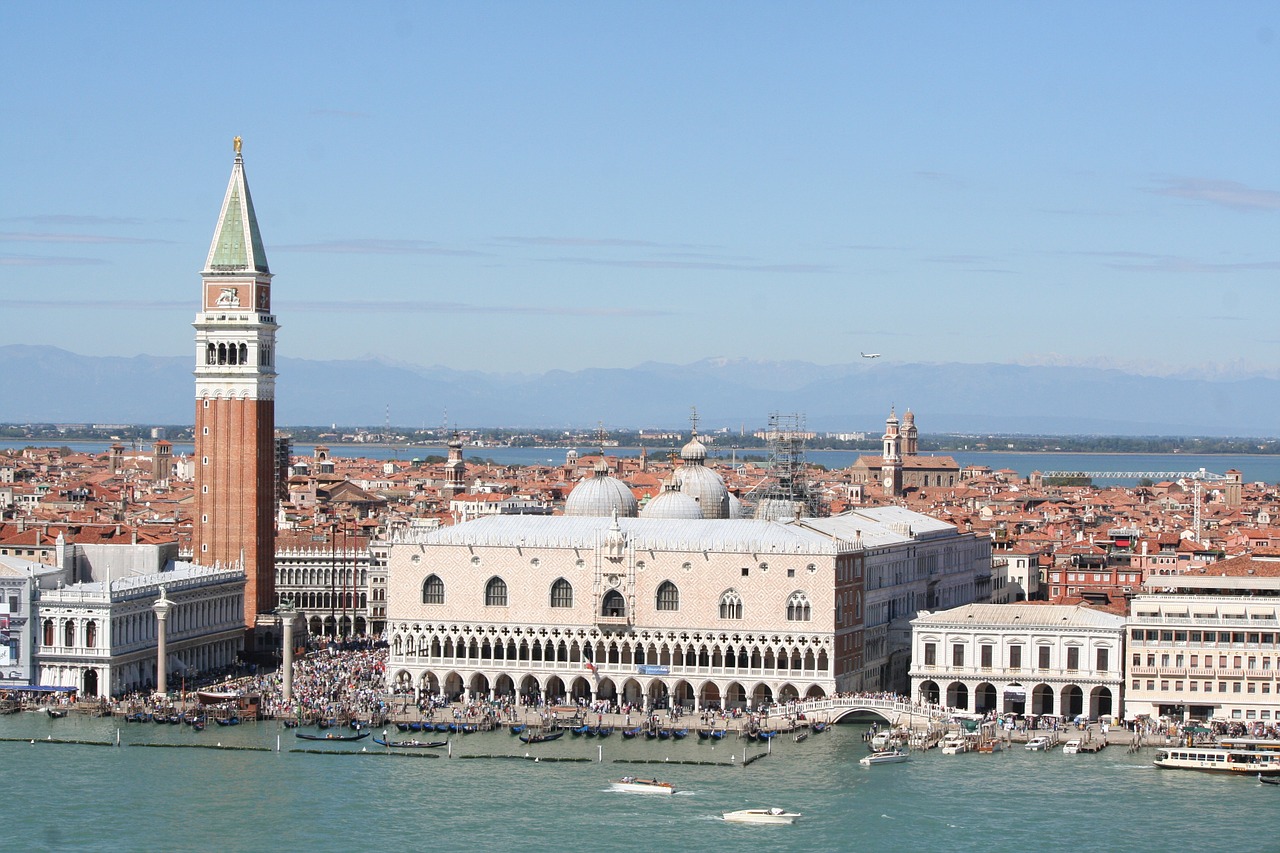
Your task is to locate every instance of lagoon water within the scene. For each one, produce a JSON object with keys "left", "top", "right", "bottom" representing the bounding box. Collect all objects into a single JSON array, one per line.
[
  {"left": 2, "top": 712, "right": 1275, "bottom": 852},
  {"left": 6, "top": 440, "right": 1280, "bottom": 484}
]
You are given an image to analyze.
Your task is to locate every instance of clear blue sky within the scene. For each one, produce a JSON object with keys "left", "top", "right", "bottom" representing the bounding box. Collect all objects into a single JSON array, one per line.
[{"left": 3, "top": 2, "right": 1279, "bottom": 376}]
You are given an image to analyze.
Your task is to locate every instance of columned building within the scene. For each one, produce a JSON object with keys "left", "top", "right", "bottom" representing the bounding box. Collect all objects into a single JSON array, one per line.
[
  {"left": 192, "top": 139, "right": 279, "bottom": 649},
  {"left": 385, "top": 506, "right": 989, "bottom": 707},
  {"left": 33, "top": 564, "right": 246, "bottom": 697},
  {"left": 910, "top": 603, "right": 1126, "bottom": 720}
]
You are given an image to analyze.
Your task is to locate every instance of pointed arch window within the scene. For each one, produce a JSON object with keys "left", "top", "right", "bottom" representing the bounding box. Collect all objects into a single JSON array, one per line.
[
  {"left": 656, "top": 581, "right": 680, "bottom": 611},
  {"left": 485, "top": 577, "right": 508, "bottom": 607},
  {"left": 422, "top": 575, "right": 444, "bottom": 604},
  {"left": 550, "top": 578, "right": 573, "bottom": 608},
  {"left": 786, "top": 591, "right": 812, "bottom": 622},
  {"left": 601, "top": 589, "right": 626, "bottom": 618},
  {"left": 719, "top": 590, "right": 743, "bottom": 620}
]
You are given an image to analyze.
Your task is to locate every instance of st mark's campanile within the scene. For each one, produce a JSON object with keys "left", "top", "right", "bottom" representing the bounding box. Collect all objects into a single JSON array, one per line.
[{"left": 193, "top": 138, "right": 278, "bottom": 643}]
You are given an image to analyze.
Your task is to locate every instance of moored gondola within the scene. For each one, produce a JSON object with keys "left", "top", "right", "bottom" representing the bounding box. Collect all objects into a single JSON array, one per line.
[
  {"left": 519, "top": 730, "right": 565, "bottom": 744},
  {"left": 296, "top": 731, "right": 371, "bottom": 742}
]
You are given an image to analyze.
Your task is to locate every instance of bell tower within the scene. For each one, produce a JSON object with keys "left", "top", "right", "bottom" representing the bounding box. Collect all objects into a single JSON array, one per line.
[
  {"left": 881, "top": 408, "right": 902, "bottom": 497},
  {"left": 193, "top": 137, "right": 278, "bottom": 641}
]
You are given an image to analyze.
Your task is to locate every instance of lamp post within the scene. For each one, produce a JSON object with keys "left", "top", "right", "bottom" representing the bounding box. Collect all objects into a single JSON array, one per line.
[{"left": 152, "top": 585, "right": 172, "bottom": 698}]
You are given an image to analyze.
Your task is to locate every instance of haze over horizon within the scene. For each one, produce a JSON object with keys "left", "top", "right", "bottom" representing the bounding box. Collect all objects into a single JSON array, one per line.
[{"left": 3, "top": 4, "right": 1279, "bottom": 381}]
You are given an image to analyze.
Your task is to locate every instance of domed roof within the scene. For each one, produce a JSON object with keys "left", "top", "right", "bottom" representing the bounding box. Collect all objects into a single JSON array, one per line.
[
  {"left": 674, "top": 464, "right": 730, "bottom": 519},
  {"left": 565, "top": 464, "right": 638, "bottom": 517},
  {"left": 642, "top": 478, "right": 703, "bottom": 520},
  {"left": 727, "top": 492, "right": 746, "bottom": 519},
  {"left": 680, "top": 432, "right": 707, "bottom": 463}
]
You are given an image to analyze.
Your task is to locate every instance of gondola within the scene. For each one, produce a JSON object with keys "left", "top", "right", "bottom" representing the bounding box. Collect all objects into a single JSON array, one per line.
[
  {"left": 460, "top": 723, "right": 479, "bottom": 734},
  {"left": 758, "top": 730, "right": 779, "bottom": 739},
  {"left": 709, "top": 729, "right": 726, "bottom": 740},
  {"left": 621, "top": 727, "right": 641, "bottom": 739},
  {"left": 282, "top": 719, "right": 300, "bottom": 729},
  {"left": 1261, "top": 774, "right": 1280, "bottom": 786},
  {"left": 696, "top": 728, "right": 713, "bottom": 740},
  {"left": 570, "top": 725, "right": 590, "bottom": 737},
  {"left": 671, "top": 728, "right": 688, "bottom": 740},
  {"left": 811, "top": 722, "right": 828, "bottom": 734},
  {"left": 46, "top": 708, "right": 67, "bottom": 719},
  {"left": 296, "top": 731, "right": 371, "bottom": 742},
  {"left": 192, "top": 721, "right": 205, "bottom": 732},
  {"left": 597, "top": 726, "right": 614, "bottom": 738},
  {"left": 214, "top": 717, "right": 240, "bottom": 727},
  {"left": 373, "top": 736, "right": 447, "bottom": 748},
  {"left": 644, "top": 729, "right": 659, "bottom": 740},
  {"left": 657, "top": 728, "right": 672, "bottom": 740},
  {"left": 519, "top": 730, "right": 565, "bottom": 744},
  {"left": 509, "top": 724, "right": 526, "bottom": 735},
  {"left": 396, "top": 722, "right": 411, "bottom": 732},
  {"left": 794, "top": 732, "right": 809, "bottom": 743}
]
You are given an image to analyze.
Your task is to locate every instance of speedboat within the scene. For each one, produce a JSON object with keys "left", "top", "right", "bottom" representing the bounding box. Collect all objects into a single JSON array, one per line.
[
  {"left": 940, "top": 736, "right": 969, "bottom": 755},
  {"left": 1025, "top": 736, "right": 1051, "bottom": 751},
  {"left": 610, "top": 776, "right": 675, "bottom": 795},
  {"left": 1062, "top": 740, "right": 1081, "bottom": 754},
  {"left": 722, "top": 808, "right": 801, "bottom": 825},
  {"left": 859, "top": 749, "right": 909, "bottom": 766}
]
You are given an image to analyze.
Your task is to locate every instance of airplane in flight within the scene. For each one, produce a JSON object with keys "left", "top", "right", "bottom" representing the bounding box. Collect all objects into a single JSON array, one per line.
[{"left": 861, "top": 352, "right": 881, "bottom": 359}]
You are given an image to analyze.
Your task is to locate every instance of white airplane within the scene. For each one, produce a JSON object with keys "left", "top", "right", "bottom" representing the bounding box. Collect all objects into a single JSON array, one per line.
[{"left": 861, "top": 352, "right": 880, "bottom": 359}]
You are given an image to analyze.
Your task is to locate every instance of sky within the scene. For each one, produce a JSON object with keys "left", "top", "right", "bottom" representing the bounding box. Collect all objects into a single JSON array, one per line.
[{"left": 3, "top": 2, "right": 1280, "bottom": 378}]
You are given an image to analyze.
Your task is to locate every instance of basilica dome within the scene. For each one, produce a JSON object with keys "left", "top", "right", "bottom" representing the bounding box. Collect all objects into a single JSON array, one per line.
[
  {"left": 564, "top": 461, "right": 638, "bottom": 517},
  {"left": 641, "top": 477, "right": 703, "bottom": 520}
]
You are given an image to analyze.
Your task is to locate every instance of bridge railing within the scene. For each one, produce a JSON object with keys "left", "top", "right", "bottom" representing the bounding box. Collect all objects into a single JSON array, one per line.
[{"left": 774, "top": 695, "right": 951, "bottom": 723}]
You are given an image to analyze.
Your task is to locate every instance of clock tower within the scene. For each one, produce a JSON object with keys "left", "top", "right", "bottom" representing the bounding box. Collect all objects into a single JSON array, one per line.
[{"left": 193, "top": 138, "right": 279, "bottom": 645}]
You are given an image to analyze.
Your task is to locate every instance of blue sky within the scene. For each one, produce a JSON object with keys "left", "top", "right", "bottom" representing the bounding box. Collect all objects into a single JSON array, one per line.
[{"left": 3, "top": 2, "right": 1279, "bottom": 376}]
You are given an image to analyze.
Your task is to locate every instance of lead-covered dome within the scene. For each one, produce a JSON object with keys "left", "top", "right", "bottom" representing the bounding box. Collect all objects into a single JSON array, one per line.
[
  {"left": 642, "top": 476, "right": 703, "bottom": 520},
  {"left": 565, "top": 460, "right": 638, "bottom": 517}
]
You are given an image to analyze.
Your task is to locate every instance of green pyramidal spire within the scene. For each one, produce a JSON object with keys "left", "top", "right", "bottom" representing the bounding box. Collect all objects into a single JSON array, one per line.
[{"left": 204, "top": 138, "right": 270, "bottom": 274}]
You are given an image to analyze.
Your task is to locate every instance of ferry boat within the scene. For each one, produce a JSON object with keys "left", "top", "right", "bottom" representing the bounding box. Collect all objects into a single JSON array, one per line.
[
  {"left": 610, "top": 776, "right": 675, "bottom": 795},
  {"left": 722, "top": 808, "right": 802, "bottom": 825},
  {"left": 1154, "top": 746, "right": 1280, "bottom": 777}
]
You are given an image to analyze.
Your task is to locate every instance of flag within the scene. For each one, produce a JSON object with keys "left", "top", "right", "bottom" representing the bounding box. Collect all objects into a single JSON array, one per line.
[{"left": 584, "top": 646, "right": 599, "bottom": 677}]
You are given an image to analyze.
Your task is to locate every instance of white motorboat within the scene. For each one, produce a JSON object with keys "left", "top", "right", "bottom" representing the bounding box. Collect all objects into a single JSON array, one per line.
[
  {"left": 940, "top": 735, "right": 969, "bottom": 755},
  {"left": 860, "top": 749, "right": 909, "bottom": 766},
  {"left": 610, "top": 776, "right": 675, "bottom": 794},
  {"left": 1025, "top": 736, "right": 1051, "bottom": 751},
  {"left": 869, "top": 731, "right": 892, "bottom": 751},
  {"left": 722, "top": 808, "right": 801, "bottom": 825},
  {"left": 1062, "top": 740, "right": 1081, "bottom": 754}
]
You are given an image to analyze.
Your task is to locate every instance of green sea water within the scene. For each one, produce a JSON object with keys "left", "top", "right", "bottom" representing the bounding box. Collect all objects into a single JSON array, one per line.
[{"left": 1, "top": 712, "right": 1275, "bottom": 853}]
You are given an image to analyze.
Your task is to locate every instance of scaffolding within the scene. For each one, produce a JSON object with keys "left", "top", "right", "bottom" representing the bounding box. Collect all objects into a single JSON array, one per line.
[{"left": 754, "top": 412, "right": 824, "bottom": 520}]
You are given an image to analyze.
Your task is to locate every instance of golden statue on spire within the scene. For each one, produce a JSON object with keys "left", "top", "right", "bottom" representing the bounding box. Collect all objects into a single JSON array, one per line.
[{"left": 233, "top": 136, "right": 242, "bottom": 155}]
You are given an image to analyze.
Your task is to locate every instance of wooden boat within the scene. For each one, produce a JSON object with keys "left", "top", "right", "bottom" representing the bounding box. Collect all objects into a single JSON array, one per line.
[
  {"left": 710, "top": 729, "right": 726, "bottom": 740},
  {"left": 621, "top": 727, "right": 641, "bottom": 739},
  {"left": 192, "top": 722, "right": 205, "bottom": 732},
  {"left": 794, "top": 732, "right": 809, "bottom": 743},
  {"left": 373, "top": 736, "right": 447, "bottom": 748},
  {"left": 296, "top": 731, "right": 371, "bottom": 742},
  {"left": 509, "top": 724, "right": 526, "bottom": 735},
  {"left": 406, "top": 721, "right": 422, "bottom": 732},
  {"left": 811, "top": 722, "right": 828, "bottom": 734},
  {"left": 758, "top": 729, "right": 779, "bottom": 739},
  {"left": 570, "top": 724, "right": 590, "bottom": 736},
  {"left": 657, "top": 728, "right": 672, "bottom": 740},
  {"left": 610, "top": 776, "right": 675, "bottom": 795},
  {"left": 644, "top": 729, "right": 658, "bottom": 740},
  {"left": 1260, "top": 774, "right": 1279, "bottom": 785},
  {"left": 697, "top": 728, "right": 712, "bottom": 740},
  {"left": 671, "top": 728, "right": 689, "bottom": 740},
  {"left": 214, "top": 717, "right": 240, "bottom": 727},
  {"left": 519, "top": 730, "right": 565, "bottom": 744},
  {"left": 460, "top": 724, "right": 479, "bottom": 734},
  {"left": 597, "top": 726, "right": 614, "bottom": 738},
  {"left": 722, "top": 808, "right": 801, "bottom": 825},
  {"left": 46, "top": 708, "right": 68, "bottom": 719},
  {"left": 281, "top": 719, "right": 300, "bottom": 729}
]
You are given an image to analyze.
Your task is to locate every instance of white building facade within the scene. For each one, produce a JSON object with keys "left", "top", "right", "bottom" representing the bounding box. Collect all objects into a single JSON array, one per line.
[
  {"left": 34, "top": 565, "right": 246, "bottom": 697},
  {"left": 910, "top": 603, "right": 1126, "bottom": 720}
]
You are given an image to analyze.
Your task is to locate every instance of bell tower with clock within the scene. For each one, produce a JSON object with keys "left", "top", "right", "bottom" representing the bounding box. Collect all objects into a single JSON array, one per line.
[{"left": 193, "top": 137, "right": 279, "bottom": 645}]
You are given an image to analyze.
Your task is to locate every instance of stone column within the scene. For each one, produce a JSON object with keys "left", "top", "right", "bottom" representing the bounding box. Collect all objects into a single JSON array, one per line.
[
  {"left": 281, "top": 604, "right": 296, "bottom": 705},
  {"left": 152, "top": 586, "right": 172, "bottom": 697}
]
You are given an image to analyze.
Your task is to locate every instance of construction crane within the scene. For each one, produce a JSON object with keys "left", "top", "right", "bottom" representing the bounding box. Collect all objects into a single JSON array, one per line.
[{"left": 1038, "top": 468, "right": 1231, "bottom": 541}]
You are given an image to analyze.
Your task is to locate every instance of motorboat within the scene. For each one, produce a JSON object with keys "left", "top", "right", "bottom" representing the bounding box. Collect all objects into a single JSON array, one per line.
[
  {"left": 1154, "top": 745, "right": 1280, "bottom": 776},
  {"left": 940, "top": 735, "right": 969, "bottom": 755},
  {"left": 610, "top": 776, "right": 675, "bottom": 795},
  {"left": 722, "top": 808, "right": 801, "bottom": 825},
  {"left": 869, "top": 731, "right": 892, "bottom": 751},
  {"left": 859, "top": 749, "right": 909, "bottom": 766},
  {"left": 1062, "top": 740, "right": 1081, "bottom": 754},
  {"left": 1025, "top": 736, "right": 1051, "bottom": 751}
]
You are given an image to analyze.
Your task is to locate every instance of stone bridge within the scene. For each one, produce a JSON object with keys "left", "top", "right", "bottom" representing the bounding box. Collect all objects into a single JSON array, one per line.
[{"left": 780, "top": 696, "right": 951, "bottom": 727}]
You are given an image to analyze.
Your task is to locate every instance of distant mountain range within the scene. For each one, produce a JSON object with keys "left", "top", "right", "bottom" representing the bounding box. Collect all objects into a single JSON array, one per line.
[{"left": 2, "top": 345, "right": 1277, "bottom": 436}]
